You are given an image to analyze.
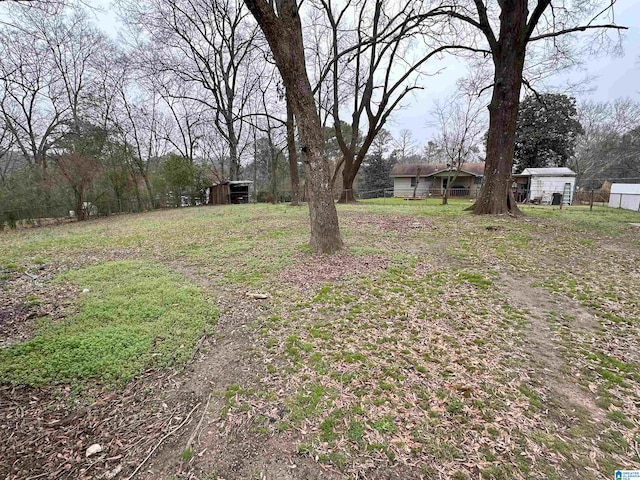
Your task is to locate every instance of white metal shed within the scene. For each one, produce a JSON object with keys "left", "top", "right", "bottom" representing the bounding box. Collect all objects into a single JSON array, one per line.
[
  {"left": 513, "top": 167, "right": 577, "bottom": 205},
  {"left": 608, "top": 183, "right": 640, "bottom": 211}
]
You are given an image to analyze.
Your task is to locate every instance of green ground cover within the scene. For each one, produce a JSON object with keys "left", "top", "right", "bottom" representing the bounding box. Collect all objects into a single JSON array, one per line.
[{"left": 0, "top": 260, "right": 215, "bottom": 387}]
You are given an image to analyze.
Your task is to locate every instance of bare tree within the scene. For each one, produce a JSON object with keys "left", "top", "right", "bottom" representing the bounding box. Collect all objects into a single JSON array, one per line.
[
  {"left": 433, "top": 1, "right": 626, "bottom": 214},
  {"left": 393, "top": 129, "right": 418, "bottom": 164},
  {"left": 412, "top": 165, "right": 422, "bottom": 199},
  {"left": 432, "top": 93, "right": 485, "bottom": 204},
  {"left": 257, "top": 81, "right": 287, "bottom": 203},
  {"left": 111, "top": 73, "right": 169, "bottom": 208},
  {"left": 244, "top": 0, "right": 343, "bottom": 253},
  {"left": 319, "top": 0, "right": 465, "bottom": 203},
  {"left": 573, "top": 98, "right": 640, "bottom": 186},
  {"left": 157, "top": 85, "right": 206, "bottom": 164},
  {"left": 120, "top": 0, "right": 259, "bottom": 180},
  {"left": 0, "top": 9, "right": 105, "bottom": 176},
  {"left": 0, "top": 14, "right": 66, "bottom": 172},
  {"left": 33, "top": 10, "right": 104, "bottom": 136},
  {"left": 47, "top": 152, "right": 101, "bottom": 220}
]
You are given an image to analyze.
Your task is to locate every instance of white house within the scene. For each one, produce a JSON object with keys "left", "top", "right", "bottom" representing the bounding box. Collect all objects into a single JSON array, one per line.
[
  {"left": 390, "top": 163, "right": 485, "bottom": 198},
  {"left": 513, "top": 167, "right": 577, "bottom": 205},
  {"left": 608, "top": 183, "right": 640, "bottom": 211}
]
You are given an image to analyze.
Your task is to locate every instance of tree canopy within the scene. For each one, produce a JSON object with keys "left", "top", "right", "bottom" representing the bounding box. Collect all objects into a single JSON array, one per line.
[{"left": 514, "top": 94, "right": 584, "bottom": 173}]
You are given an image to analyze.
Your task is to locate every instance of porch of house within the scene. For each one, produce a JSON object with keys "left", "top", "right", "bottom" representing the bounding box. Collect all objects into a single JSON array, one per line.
[{"left": 427, "top": 173, "right": 480, "bottom": 198}]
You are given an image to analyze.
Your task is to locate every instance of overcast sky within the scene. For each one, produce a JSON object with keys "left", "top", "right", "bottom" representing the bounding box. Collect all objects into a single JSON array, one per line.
[
  {"left": 93, "top": 0, "right": 640, "bottom": 148},
  {"left": 390, "top": 0, "right": 640, "bottom": 144}
]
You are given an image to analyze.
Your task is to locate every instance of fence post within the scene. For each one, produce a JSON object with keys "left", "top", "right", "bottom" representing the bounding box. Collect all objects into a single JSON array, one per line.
[{"left": 590, "top": 189, "right": 594, "bottom": 211}]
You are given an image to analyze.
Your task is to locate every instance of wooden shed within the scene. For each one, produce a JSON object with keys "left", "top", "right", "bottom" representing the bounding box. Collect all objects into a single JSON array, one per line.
[
  {"left": 207, "top": 182, "right": 230, "bottom": 205},
  {"left": 229, "top": 181, "right": 252, "bottom": 203},
  {"left": 206, "top": 181, "right": 253, "bottom": 205}
]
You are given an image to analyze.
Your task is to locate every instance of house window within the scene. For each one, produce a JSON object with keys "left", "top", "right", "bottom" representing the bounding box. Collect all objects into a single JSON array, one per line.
[
  {"left": 410, "top": 177, "right": 417, "bottom": 187},
  {"left": 474, "top": 176, "right": 483, "bottom": 185}
]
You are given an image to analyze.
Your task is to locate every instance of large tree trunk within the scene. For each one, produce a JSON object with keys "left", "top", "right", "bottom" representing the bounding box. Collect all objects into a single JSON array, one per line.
[
  {"left": 269, "top": 143, "right": 278, "bottom": 204},
  {"left": 75, "top": 188, "right": 86, "bottom": 222},
  {"left": 442, "top": 175, "right": 450, "bottom": 205},
  {"left": 470, "top": 4, "right": 527, "bottom": 215},
  {"left": 245, "top": 0, "right": 343, "bottom": 253},
  {"left": 229, "top": 132, "right": 240, "bottom": 181},
  {"left": 297, "top": 99, "right": 343, "bottom": 253},
  {"left": 142, "top": 174, "right": 154, "bottom": 209},
  {"left": 443, "top": 170, "right": 461, "bottom": 205},
  {"left": 286, "top": 94, "right": 301, "bottom": 206},
  {"left": 338, "top": 164, "right": 357, "bottom": 203}
]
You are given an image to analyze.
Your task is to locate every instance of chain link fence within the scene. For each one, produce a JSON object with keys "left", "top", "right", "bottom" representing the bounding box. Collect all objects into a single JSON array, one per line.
[
  {"left": 4, "top": 183, "right": 638, "bottom": 231},
  {"left": 0, "top": 192, "right": 207, "bottom": 231},
  {"left": 340, "top": 187, "right": 477, "bottom": 203}
]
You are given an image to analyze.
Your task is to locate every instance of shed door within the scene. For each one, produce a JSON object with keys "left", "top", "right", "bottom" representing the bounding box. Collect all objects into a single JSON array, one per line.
[{"left": 563, "top": 183, "right": 572, "bottom": 204}]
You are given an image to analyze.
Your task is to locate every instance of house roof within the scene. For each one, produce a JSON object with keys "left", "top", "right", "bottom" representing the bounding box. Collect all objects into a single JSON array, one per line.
[
  {"left": 390, "top": 162, "right": 485, "bottom": 178},
  {"left": 515, "top": 167, "right": 576, "bottom": 177}
]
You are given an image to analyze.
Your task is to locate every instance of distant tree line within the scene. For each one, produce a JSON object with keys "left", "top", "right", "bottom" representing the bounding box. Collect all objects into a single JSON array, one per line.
[{"left": 0, "top": 0, "right": 629, "bottom": 248}]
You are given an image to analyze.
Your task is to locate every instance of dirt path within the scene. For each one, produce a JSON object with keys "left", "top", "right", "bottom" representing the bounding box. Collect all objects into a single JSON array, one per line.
[
  {"left": 497, "top": 273, "right": 606, "bottom": 424},
  {"left": 424, "top": 228, "right": 607, "bottom": 427},
  {"left": 145, "top": 265, "right": 339, "bottom": 480}
]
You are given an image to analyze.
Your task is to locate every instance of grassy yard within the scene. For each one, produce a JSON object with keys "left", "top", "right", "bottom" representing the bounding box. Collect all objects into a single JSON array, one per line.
[{"left": 1, "top": 202, "right": 639, "bottom": 479}]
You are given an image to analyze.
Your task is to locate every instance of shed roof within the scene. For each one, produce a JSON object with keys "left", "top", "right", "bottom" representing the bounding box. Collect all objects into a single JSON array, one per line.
[
  {"left": 390, "top": 162, "right": 485, "bottom": 177},
  {"left": 611, "top": 183, "right": 640, "bottom": 195},
  {"left": 516, "top": 167, "right": 576, "bottom": 177},
  {"left": 210, "top": 180, "right": 253, "bottom": 187}
]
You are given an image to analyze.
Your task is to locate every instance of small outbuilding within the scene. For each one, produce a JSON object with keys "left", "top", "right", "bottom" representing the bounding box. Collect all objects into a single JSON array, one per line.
[
  {"left": 206, "top": 180, "right": 253, "bottom": 205},
  {"left": 513, "top": 167, "right": 576, "bottom": 205},
  {"left": 608, "top": 183, "right": 640, "bottom": 211}
]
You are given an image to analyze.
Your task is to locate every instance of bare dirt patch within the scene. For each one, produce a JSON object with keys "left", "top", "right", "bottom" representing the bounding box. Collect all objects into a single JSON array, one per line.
[
  {"left": 279, "top": 252, "right": 389, "bottom": 291},
  {"left": 498, "top": 274, "right": 605, "bottom": 424},
  {"left": 0, "top": 370, "right": 197, "bottom": 480},
  {"left": 0, "top": 267, "right": 335, "bottom": 480},
  {"left": 0, "top": 304, "right": 33, "bottom": 348},
  {"left": 341, "top": 211, "right": 437, "bottom": 236},
  {"left": 0, "top": 264, "right": 77, "bottom": 347}
]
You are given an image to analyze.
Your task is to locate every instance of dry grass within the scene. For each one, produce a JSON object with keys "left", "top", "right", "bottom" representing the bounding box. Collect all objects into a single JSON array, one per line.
[{"left": 1, "top": 202, "right": 640, "bottom": 479}]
